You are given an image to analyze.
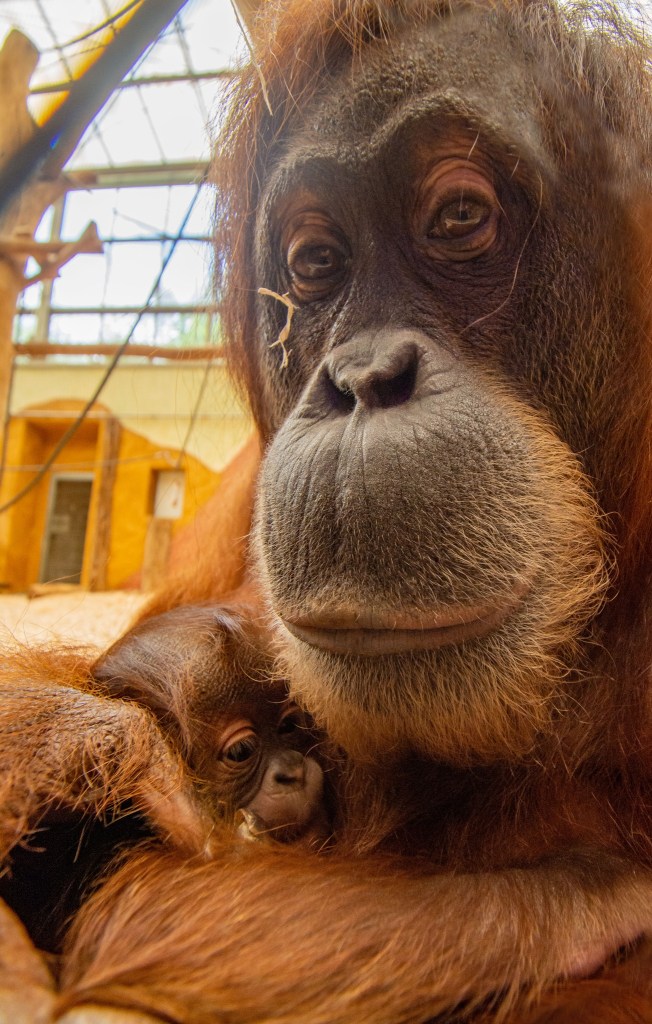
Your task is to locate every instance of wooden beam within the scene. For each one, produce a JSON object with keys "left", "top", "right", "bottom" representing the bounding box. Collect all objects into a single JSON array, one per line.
[
  {"left": 14, "top": 342, "right": 223, "bottom": 361},
  {"left": 0, "top": 224, "right": 102, "bottom": 259},
  {"left": 31, "top": 69, "right": 233, "bottom": 95},
  {"left": 66, "top": 161, "right": 209, "bottom": 189},
  {"left": 0, "top": 1, "right": 191, "bottom": 465},
  {"left": 0, "top": 31, "right": 51, "bottom": 469},
  {"left": 0, "top": 222, "right": 103, "bottom": 287}
]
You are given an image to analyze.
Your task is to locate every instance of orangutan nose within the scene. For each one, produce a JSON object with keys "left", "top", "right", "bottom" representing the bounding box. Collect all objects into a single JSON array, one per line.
[{"left": 321, "top": 330, "right": 422, "bottom": 412}]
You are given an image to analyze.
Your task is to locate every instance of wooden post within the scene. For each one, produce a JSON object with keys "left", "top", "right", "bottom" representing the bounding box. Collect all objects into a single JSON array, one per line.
[
  {"left": 87, "top": 417, "right": 122, "bottom": 591},
  {"left": 0, "top": 0, "right": 191, "bottom": 465},
  {"left": 0, "top": 31, "right": 64, "bottom": 458},
  {"left": 141, "top": 518, "right": 174, "bottom": 591},
  {"left": 0, "top": 0, "right": 191, "bottom": 222}
]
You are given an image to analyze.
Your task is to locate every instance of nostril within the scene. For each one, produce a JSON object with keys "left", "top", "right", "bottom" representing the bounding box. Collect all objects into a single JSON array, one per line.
[
  {"left": 354, "top": 341, "right": 419, "bottom": 409},
  {"left": 373, "top": 358, "right": 418, "bottom": 409},
  {"left": 273, "top": 766, "right": 304, "bottom": 786},
  {"left": 321, "top": 366, "right": 356, "bottom": 415},
  {"left": 315, "top": 336, "right": 422, "bottom": 415}
]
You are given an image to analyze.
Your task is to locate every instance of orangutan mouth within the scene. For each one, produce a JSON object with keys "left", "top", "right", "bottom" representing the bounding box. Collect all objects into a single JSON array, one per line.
[{"left": 281, "top": 595, "right": 526, "bottom": 657}]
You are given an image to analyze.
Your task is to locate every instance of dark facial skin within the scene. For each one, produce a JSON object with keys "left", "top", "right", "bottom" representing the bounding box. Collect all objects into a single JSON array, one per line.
[
  {"left": 94, "top": 605, "right": 329, "bottom": 843},
  {"left": 205, "top": 687, "right": 327, "bottom": 843},
  {"left": 249, "top": 11, "right": 627, "bottom": 766}
]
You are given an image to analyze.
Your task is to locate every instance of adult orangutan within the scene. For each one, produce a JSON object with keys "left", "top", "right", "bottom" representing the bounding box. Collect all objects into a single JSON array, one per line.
[{"left": 24, "top": 0, "right": 652, "bottom": 1020}]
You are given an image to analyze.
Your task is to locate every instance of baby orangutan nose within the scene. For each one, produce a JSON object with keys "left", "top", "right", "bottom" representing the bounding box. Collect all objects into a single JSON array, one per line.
[
  {"left": 239, "top": 749, "right": 328, "bottom": 846},
  {"left": 271, "top": 750, "right": 307, "bottom": 787}
]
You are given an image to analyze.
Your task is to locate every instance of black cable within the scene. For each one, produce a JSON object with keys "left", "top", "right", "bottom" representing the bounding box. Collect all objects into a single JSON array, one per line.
[{"left": 0, "top": 177, "right": 206, "bottom": 516}]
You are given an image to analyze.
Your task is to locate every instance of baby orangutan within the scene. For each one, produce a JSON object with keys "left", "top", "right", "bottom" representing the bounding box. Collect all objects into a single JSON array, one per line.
[
  {"left": 0, "top": 603, "right": 329, "bottom": 952},
  {"left": 93, "top": 603, "right": 330, "bottom": 846}
]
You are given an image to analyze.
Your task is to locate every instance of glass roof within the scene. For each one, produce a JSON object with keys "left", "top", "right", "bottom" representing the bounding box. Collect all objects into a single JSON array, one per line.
[
  {"left": 0, "top": 0, "right": 244, "bottom": 166},
  {"left": 1, "top": 0, "right": 247, "bottom": 359}
]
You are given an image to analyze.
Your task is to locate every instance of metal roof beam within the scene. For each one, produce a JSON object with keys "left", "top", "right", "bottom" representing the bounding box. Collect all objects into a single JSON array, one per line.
[
  {"left": 31, "top": 70, "right": 233, "bottom": 95},
  {"left": 0, "top": 0, "right": 192, "bottom": 220},
  {"left": 66, "top": 161, "right": 209, "bottom": 189}
]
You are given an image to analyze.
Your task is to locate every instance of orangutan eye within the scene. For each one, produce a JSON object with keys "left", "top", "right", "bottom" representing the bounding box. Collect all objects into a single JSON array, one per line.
[
  {"left": 417, "top": 159, "right": 500, "bottom": 260},
  {"left": 429, "top": 196, "right": 491, "bottom": 239},
  {"left": 223, "top": 737, "right": 258, "bottom": 763},
  {"left": 278, "top": 706, "right": 313, "bottom": 735},
  {"left": 283, "top": 215, "right": 350, "bottom": 300},
  {"left": 220, "top": 728, "right": 259, "bottom": 764},
  {"left": 291, "top": 244, "right": 346, "bottom": 280},
  {"left": 278, "top": 715, "right": 299, "bottom": 735}
]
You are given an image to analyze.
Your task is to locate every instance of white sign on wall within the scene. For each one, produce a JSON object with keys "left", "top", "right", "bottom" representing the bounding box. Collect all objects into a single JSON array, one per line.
[{"left": 153, "top": 469, "right": 185, "bottom": 520}]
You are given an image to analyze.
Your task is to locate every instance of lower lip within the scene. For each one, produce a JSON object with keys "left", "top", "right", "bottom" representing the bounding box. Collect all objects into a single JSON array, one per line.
[{"left": 282, "top": 600, "right": 522, "bottom": 657}]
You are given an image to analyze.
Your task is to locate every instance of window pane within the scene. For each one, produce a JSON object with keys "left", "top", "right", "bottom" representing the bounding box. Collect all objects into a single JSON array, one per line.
[
  {"left": 181, "top": 0, "right": 243, "bottom": 71},
  {"left": 98, "top": 312, "right": 138, "bottom": 343},
  {"left": 78, "top": 88, "right": 165, "bottom": 166},
  {"left": 13, "top": 313, "right": 37, "bottom": 343},
  {"left": 135, "top": 82, "right": 207, "bottom": 162},
  {"left": 49, "top": 314, "right": 103, "bottom": 343},
  {"left": 51, "top": 244, "right": 166, "bottom": 310},
  {"left": 20, "top": 277, "right": 43, "bottom": 311},
  {"left": 60, "top": 190, "right": 121, "bottom": 240},
  {"left": 182, "top": 184, "right": 214, "bottom": 235},
  {"left": 61, "top": 186, "right": 210, "bottom": 242},
  {"left": 35, "top": 206, "right": 55, "bottom": 242},
  {"left": 50, "top": 253, "right": 108, "bottom": 308},
  {"left": 158, "top": 241, "right": 213, "bottom": 305}
]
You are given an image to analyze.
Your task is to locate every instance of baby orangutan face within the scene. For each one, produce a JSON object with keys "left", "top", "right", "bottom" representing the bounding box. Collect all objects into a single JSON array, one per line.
[
  {"left": 93, "top": 604, "right": 330, "bottom": 846},
  {"left": 212, "top": 697, "right": 327, "bottom": 843}
]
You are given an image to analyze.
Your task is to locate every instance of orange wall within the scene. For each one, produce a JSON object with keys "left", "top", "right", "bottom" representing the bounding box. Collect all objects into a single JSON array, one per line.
[
  {"left": 0, "top": 402, "right": 221, "bottom": 593},
  {"left": 106, "top": 427, "right": 220, "bottom": 589}
]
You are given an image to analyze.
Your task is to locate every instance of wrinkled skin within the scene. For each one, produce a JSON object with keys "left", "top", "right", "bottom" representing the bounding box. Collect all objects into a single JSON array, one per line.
[{"left": 254, "top": 14, "right": 618, "bottom": 767}]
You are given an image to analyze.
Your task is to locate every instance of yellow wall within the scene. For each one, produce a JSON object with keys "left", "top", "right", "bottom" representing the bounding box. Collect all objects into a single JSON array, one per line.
[
  {"left": 0, "top": 412, "right": 99, "bottom": 590},
  {"left": 0, "top": 418, "right": 45, "bottom": 591},
  {"left": 0, "top": 362, "right": 252, "bottom": 593},
  {"left": 105, "top": 426, "right": 221, "bottom": 589},
  {"left": 9, "top": 362, "right": 251, "bottom": 473}
]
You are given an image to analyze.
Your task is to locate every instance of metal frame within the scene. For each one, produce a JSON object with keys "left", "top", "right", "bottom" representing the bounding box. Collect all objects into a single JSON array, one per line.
[
  {"left": 31, "top": 70, "right": 232, "bottom": 95},
  {"left": 68, "top": 161, "right": 209, "bottom": 189},
  {"left": 14, "top": 165, "right": 218, "bottom": 354},
  {"left": 8, "top": 0, "right": 227, "bottom": 366}
]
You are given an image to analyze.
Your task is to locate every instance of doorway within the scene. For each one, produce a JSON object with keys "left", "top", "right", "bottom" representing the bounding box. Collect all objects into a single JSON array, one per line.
[{"left": 40, "top": 474, "right": 94, "bottom": 585}]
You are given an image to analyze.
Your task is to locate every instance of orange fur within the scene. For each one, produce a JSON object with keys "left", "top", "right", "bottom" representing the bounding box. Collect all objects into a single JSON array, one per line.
[{"left": 3, "top": 2, "right": 652, "bottom": 1021}]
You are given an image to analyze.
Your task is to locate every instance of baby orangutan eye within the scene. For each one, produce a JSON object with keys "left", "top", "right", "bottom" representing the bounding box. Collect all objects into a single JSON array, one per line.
[
  {"left": 220, "top": 726, "right": 260, "bottom": 764},
  {"left": 277, "top": 705, "right": 313, "bottom": 736}
]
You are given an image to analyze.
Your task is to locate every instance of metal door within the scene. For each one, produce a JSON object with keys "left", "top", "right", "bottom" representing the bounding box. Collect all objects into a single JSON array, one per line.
[{"left": 40, "top": 475, "right": 93, "bottom": 585}]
